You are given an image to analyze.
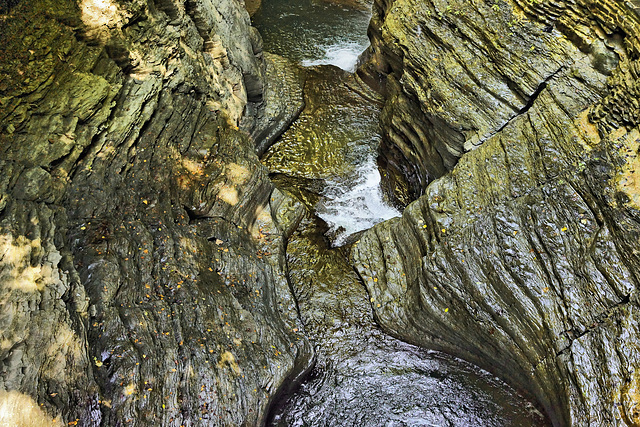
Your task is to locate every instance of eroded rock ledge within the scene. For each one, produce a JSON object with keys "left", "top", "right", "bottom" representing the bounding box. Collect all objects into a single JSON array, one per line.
[
  {"left": 354, "top": 0, "right": 640, "bottom": 425},
  {"left": 0, "top": 0, "right": 309, "bottom": 425}
]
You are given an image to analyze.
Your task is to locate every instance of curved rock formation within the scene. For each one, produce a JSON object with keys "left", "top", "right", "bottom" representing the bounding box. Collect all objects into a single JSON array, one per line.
[
  {"left": 355, "top": 0, "right": 640, "bottom": 425},
  {"left": 0, "top": 0, "right": 310, "bottom": 425}
]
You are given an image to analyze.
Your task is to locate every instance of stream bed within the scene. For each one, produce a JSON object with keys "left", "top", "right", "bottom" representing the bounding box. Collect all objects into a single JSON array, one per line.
[
  {"left": 262, "top": 66, "right": 400, "bottom": 246},
  {"left": 254, "top": 0, "right": 550, "bottom": 425},
  {"left": 252, "top": 0, "right": 372, "bottom": 72}
]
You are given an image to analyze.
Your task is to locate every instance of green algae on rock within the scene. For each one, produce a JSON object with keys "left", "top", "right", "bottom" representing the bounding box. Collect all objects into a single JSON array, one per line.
[
  {"left": 262, "top": 65, "right": 402, "bottom": 246},
  {"left": 4, "top": 0, "right": 640, "bottom": 425},
  {"left": 263, "top": 66, "right": 381, "bottom": 180},
  {"left": 354, "top": 0, "right": 640, "bottom": 425},
  {"left": 0, "top": 0, "right": 312, "bottom": 425}
]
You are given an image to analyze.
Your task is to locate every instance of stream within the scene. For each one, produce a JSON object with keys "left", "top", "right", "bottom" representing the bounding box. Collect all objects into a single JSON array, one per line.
[{"left": 253, "top": 1, "right": 549, "bottom": 425}]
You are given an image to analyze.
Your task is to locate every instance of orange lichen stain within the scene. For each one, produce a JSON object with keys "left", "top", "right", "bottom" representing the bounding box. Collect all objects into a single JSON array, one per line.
[
  {"left": 250, "top": 205, "right": 273, "bottom": 240},
  {"left": 176, "top": 174, "right": 193, "bottom": 190},
  {"left": 123, "top": 383, "right": 136, "bottom": 396},
  {"left": 615, "top": 129, "right": 640, "bottom": 210},
  {"left": 218, "top": 351, "right": 241, "bottom": 375},
  {"left": 182, "top": 159, "right": 205, "bottom": 176},
  {"left": 574, "top": 110, "right": 601, "bottom": 151},
  {"left": 618, "top": 371, "right": 640, "bottom": 425}
]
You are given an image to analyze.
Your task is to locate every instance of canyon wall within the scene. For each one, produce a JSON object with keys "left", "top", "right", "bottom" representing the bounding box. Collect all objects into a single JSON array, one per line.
[
  {"left": 0, "top": 0, "right": 310, "bottom": 425},
  {"left": 355, "top": 0, "right": 640, "bottom": 425}
]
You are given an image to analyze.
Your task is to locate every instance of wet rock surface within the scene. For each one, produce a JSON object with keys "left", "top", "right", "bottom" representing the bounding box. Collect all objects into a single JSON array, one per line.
[
  {"left": 263, "top": 65, "right": 401, "bottom": 246},
  {"left": 0, "top": 0, "right": 311, "bottom": 424},
  {"left": 263, "top": 66, "right": 381, "bottom": 181},
  {"left": 355, "top": 0, "right": 640, "bottom": 425},
  {"left": 267, "top": 214, "right": 548, "bottom": 426},
  {"left": 363, "top": 0, "right": 625, "bottom": 203},
  {"left": 3, "top": 0, "right": 640, "bottom": 425},
  {"left": 261, "top": 65, "right": 547, "bottom": 425},
  {"left": 245, "top": 52, "right": 306, "bottom": 157}
]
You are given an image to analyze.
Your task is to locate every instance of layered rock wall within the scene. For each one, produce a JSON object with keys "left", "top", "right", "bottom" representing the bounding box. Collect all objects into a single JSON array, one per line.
[
  {"left": 355, "top": 0, "right": 640, "bottom": 425},
  {"left": 365, "top": 0, "right": 636, "bottom": 201},
  {"left": 0, "top": 0, "right": 310, "bottom": 425}
]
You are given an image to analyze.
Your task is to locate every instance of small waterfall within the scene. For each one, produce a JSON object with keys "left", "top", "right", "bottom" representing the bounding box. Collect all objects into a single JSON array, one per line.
[
  {"left": 316, "top": 155, "right": 400, "bottom": 246},
  {"left": 302, "top": 40, "right": 370, "bottom": 72}
]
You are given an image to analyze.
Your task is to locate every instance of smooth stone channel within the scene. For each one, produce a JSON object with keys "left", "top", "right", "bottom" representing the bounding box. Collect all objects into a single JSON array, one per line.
[
  {"left": 255, "top": 0, "right": 550, "bottom": 424},
  {"left": 259, "top": 62, "right": 549, "bottom": 427}
]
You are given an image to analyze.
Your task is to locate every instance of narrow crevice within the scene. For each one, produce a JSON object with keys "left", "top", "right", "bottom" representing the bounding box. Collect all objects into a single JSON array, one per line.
[
  {"left": 262, "top": 354, "right": 317, "bottom": 427},
  {"left": 45, "top": 148, "right": 75, "bottom": 173},
  {"left": 184, "top": 0, "right": 213, "bottom": 45},
  {"left": 478, "top": 66, "right": 565, "bottom": 146},
  {"left": 556, "top": 293, "right": 631, "bottom": 356},
  {"left": 68, "top": 132, "right": 104, "bottom": 181}
]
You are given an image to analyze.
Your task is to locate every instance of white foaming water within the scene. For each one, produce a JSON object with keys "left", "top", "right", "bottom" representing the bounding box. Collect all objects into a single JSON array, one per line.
[
  {"left": 316, "top": 157, "right": 401, "bottom": 247},
  {"left": 302, "top": 41, "right": 369, "bottom": 72}
]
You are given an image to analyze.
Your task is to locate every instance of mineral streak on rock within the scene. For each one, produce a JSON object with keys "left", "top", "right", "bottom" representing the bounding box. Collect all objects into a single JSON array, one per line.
[
  {"left": 354, "top": 0, "right": 640, "bottom": 425},
  {"left": 0, "top": 0, "right": 311, "bottom": 425}
]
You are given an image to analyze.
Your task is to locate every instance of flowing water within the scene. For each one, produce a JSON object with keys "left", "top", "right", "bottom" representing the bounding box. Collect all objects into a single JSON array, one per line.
[
  {"left": 255, "top": 0, "right": 398, "bottom": 246},
  {"left": 315, "top": 156, "right": 401, "bottom": 246},
  {"left": 266, "top": 215, "right": 548, "bottom": 426},
  {"left": 253, "top": 0, "right": 371, "bottom": 72},
  {"left": 254, "top": 1, "right": 550, "bottom": 424},
  {"left": 262, "top": 64, "right": 400, "bottom": 246}
]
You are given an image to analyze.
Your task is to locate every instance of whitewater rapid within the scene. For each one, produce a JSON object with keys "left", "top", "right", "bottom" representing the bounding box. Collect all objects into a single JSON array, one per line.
[
  {"left": 316, "top": 155, "right": 400, "bottom": 247},
  {"left": 302, "top": 40, "right": 370, "bottom": 72}
]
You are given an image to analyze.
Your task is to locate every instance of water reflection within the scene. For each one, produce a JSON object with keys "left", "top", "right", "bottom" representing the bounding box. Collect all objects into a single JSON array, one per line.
[
  {"left": 267, "top": 215, "right": 549, "bottom": 426},
  {"left": 252, "top": 0, "right": 371, "bottom": 71},
  {"left": 255, "top": 1, "right": 549, "bottom": 425},
  {"left": 262, "top": 67, "right": 400, "bottom": 246}
]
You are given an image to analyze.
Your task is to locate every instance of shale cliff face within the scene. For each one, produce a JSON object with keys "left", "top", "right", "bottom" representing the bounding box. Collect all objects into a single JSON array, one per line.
[
  {"left": 0, "top": 0, "right": 310, "bottom": 425},
  {"left": 355, "top": 0, "right": 640, "bottom": 425},
  {"left": 4, "top": 0, "right": 640, "bottom": 424}
]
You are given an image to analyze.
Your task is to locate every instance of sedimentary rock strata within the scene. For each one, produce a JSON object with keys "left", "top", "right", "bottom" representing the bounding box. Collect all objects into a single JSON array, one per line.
[
  {"left": 0, "top": 1, "right": 310, "bottom": 424},
  {"left": 355, "top": 0, "right": 640, "bottom": 425}
]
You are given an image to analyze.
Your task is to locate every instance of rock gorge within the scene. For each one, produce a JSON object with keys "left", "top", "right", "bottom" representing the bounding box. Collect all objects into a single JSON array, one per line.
[
  {"left": 0, "top": 0, "right": 311, "bottom": 424},
  {"left": 0, "top": 0, "right": 639, "bottom": 426}
]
